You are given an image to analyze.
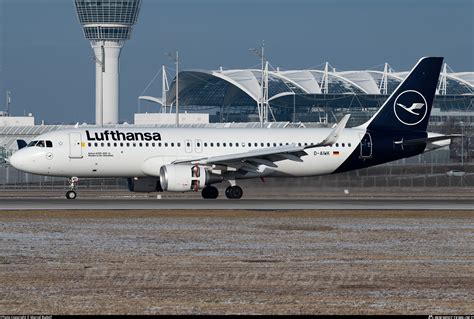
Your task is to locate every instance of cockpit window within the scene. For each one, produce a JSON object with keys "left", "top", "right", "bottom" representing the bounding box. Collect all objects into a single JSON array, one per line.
[{"left": 27, "top": 140, "right": 53, "bottom": 148}]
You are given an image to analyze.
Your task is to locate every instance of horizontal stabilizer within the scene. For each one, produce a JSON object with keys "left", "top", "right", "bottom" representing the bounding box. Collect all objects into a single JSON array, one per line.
[{"left": 394, "top": 134, "right": 461, "bottom": 146}]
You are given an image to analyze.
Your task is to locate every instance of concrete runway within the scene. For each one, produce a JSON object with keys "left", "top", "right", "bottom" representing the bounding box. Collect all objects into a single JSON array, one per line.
[{"left": 0, "top": 198, "right": 472, "bottom": 210}]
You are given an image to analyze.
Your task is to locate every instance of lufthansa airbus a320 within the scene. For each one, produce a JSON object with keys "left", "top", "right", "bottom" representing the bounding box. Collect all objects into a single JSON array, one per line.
[{"left": 9, "top": 57, "right": 457, "bottom": 199}]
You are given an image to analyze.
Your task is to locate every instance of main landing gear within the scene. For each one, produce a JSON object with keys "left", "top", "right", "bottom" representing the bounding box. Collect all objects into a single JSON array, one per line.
[
  {"left": 225, "top": 185, "right": 243, "bottom": 199},
  {"left": 66, "top": 177, "right": 79, "bottom": 200},
  {"left": 201, "top": 185, "right": 219, "bottom": 199}
]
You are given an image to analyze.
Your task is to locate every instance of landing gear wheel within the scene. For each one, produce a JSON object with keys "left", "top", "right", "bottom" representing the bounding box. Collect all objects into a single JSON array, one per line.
[
  {"left": 66, "top": 190, "right": 77, "bottom": 200},
  {"left": 66, "top": 177, "right": 79, "bottom": 199},
  {"left": 202, "top": 186, "right": 219, "bottom": 199},
  {"left": 225, "top": 186, "right": 243, "bottom": 199}
]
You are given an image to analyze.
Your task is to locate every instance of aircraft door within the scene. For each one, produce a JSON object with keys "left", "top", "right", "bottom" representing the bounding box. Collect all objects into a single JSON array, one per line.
[
  {"left": 185, "top": 139, "right": 192, "bottom": 153},
  {"left": 195, "top": 139, "right": 202, "bottom": 153},
  {"left": 69, "top": 132, "right": 83, "bottom": 158},
  {"left": 359, "top": 132, "right": 372, "bottom": 159}
]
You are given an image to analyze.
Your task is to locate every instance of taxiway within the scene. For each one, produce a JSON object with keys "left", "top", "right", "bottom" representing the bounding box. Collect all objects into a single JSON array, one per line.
[{"left": 0, "top": 198, "right": 472, "bottom": 210}]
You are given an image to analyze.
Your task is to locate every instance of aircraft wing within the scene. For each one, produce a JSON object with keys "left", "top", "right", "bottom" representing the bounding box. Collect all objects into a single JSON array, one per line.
[
  {"left": 172, "top": 114, "right": 351, "bottom": 169},
  {"left": 172, "top": 144, "right": 307, "bottom": 166}
]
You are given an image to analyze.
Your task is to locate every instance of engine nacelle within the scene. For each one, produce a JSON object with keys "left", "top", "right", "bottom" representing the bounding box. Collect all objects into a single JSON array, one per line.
[
  {"left": 159, "top": 165, "right": 222, "bottom": 192},
  {"left": 127, "top": 177, "right": 163, "bottom": 192}
]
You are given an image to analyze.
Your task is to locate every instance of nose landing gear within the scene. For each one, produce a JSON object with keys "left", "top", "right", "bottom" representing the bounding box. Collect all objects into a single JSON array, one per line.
[{"left": 66, "top": 177, "right": 79, "bottom": 200}]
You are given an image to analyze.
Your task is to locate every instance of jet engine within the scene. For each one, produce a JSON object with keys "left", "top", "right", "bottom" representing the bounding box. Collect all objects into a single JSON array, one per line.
[
  {"left": 127, "top": 177, "right": 163, "bottom": 192},
  {"left": 159, "top": 165, "right": 222, "bottom": 192}
]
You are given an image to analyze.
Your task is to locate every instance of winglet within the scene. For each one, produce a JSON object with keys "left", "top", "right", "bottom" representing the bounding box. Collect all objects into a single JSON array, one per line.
[{"left": 306, "top": 114, "right": 351, "bottom": 149}]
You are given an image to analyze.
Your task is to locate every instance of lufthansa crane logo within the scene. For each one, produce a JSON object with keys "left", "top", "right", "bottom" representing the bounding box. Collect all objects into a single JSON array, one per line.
[{"left": 393, "top": 90, "right": 428, "bottom": 126}]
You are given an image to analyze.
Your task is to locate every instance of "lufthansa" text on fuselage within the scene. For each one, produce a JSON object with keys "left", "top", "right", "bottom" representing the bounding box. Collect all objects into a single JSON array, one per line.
[{"left": 85, "top": 130, "right": 161, "bottom": 142}]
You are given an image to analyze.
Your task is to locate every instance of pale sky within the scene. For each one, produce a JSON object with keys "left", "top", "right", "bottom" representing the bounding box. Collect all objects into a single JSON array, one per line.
[{"left": 0, "top": 0, "right": 472, "bottom": 124}]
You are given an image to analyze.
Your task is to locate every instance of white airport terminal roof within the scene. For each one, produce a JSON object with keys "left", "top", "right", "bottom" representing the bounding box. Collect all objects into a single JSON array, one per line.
[{"left": 170, "top": 65, "right": 473, "bottom": 104}]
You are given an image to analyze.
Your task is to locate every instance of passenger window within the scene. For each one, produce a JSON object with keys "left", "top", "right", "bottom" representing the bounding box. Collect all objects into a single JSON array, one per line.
[
  {"left": 165, "top": 143, "right": 168, "bottom": 147},
  {"left": 177, "top": 142, "right": 181, "bottom": 147},
  {"left": 195, "top": 142, "right": 199, "bottom": 147},
  {"left": 126, "top": 143, "right": 130, "bottom": 147},
  {"left": 348, "top": 143, "right": 352, "bottom": 147},
  {"left": 336, "top": 143, "right": 339, "bottom": 147},
  {"left": 120, "top": 143, "right": 124, "bottom": 147},
  {"left": 94, "top": 143, "right": 98, "bottom": 147},
  {"left": 342, "top": 143, "right": 345, "bottom": 147},
  {"left": 46, "top": 141, "right": 53, "bottom": 148},
  {"left": 152, "top": 143, "right": 155, "bottom": 147},
  {"left": 217, "top": 142, "right": 220, "bottom": 147},
  {"left": 132, "top": 143, "right": 136, "bottom": 147},
  {"left": 171, "top": 142, "right": 175, "bottom": 147},
  {"left": 145, "top": 143, "right": 149, "bottom": 147},
  {"left": 187, "top": 142, "right": 191, "bottom": 147},
  {"left": 267, "top": 143, "right": 270, "bottom": 147},
  {"left": 248, "top": 143, "right": 251, "bottom": 147},
  {"left": 158, "top": 142, "right": 162, "bottom": 147},
  {"left": 204, "top": 142, "right": 208, "bottom": 147},
  {"left": 210, "top": 142, "right": 214, "bottom": 147},
  {"left": 229, "top": 143, "right": 233, "bottom": 147},
  {"left": 88, "top": 143, "right": 91, "bottom": 147},
  {"left": 254, "top": 143, "right": 258, "bottom": 147},
  {"left": 139, "top": 142, "right": 142, "bottom": 147},
  {"left": 223, "top": 143, "right": 226, "bottom": 147},
  {"left": 107, "top": 143, "right": 111, "bottom": 147}
]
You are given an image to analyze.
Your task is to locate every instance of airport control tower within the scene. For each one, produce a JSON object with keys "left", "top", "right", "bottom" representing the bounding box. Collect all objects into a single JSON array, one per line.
[{"left": 74, "top": 0, "right": 141, "bottom": 125}]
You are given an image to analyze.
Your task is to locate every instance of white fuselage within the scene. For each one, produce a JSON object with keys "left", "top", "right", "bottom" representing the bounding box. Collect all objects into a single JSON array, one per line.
[{"left": 10, "top": 127, "right": 365, "bottom": 179}]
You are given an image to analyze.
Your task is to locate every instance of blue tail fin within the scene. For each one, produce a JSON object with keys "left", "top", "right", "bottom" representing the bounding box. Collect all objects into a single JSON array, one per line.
[{"left": 363, "top": 57, "right": 443, "bottom": 132}]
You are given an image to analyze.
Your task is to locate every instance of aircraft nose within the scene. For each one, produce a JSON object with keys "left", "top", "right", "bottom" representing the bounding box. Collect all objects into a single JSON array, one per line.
[{"left": 9, "top": 151, "right": 25, "bottom": 170}]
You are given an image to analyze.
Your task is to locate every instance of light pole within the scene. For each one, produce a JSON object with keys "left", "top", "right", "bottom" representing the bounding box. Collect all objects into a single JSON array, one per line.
[
  {"left": 249, "top": 41, "right": 265, "bottom": 127},
  {"left": 5, "top": 91, "right": 11, "bottom": 116},
  {"left": 166, "top": 51, "right": 180, "bottom": 128},
  {"left": 460, "top": 121, "right": 464, "bottom": 167}
]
